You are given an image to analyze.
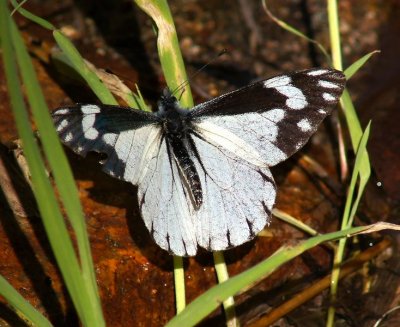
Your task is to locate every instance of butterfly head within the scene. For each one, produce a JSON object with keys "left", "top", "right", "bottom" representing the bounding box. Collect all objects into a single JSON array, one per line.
[
  {"left": 157, "top": 88, "right": 188, "bottom": 117},
  {"left": 157, "top": 88, "right": 178, "bottom": 112}
]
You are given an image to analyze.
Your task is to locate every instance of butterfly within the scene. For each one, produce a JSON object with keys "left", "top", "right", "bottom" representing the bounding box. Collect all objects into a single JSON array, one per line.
[{"left": 52, "top": 68, "right": 346, "bottom": 256}]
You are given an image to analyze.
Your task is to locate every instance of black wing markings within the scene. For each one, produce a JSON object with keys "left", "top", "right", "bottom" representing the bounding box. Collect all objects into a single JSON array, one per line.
[{"left": 52, "top": 68, "right": 345, "bottom": 256}]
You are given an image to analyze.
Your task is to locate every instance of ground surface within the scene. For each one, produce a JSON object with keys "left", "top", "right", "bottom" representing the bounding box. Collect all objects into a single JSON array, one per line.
[{"left": 0, "top": 1, "right": 400, "bottom": 326}]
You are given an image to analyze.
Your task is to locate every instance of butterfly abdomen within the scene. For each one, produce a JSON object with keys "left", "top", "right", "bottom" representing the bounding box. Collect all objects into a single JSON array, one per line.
[{"left": 168, "top": 135, "right": 203, "bottom": 209}]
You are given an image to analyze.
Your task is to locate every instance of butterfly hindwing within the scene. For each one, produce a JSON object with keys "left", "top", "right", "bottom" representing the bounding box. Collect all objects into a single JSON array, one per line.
[
  {"left": 138, "top": 137, "right": 198, "bottom": 256},
  {"left": 137, "top": 131, "right": 276, "bottom": 256},
  {"left": 190, "top": 68, "right": 345, "bottom": 167},
  {"left": 52, "top": 104, "right": 161, "bottom": 183},
  {"left": 190, "top": 133, "right": 276, "bottom": 252}
]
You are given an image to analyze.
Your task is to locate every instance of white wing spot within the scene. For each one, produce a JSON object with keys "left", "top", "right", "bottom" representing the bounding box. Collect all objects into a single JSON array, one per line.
[
  {"left": 54, "top": 108, "right": 70, "bottom": 115},
  {"left": 65, "top": 131, "right": 73, "bottom": 142},
  {"left": 263, "top": 75, "right": 291, "bottom": 88},
  {"left": 102, "top": 133, "right": 116, "bottom": 146},
  {"left": 323, "top": 93, "right": 336, "bottom": 101},
  {"left": 264, "top": 77, "right": 307, "bottom": 110},
  {"left": 319, "top": 80, "right": 340, "bottom": 89},
  {"left": 295, "top": 141, "right": 303, "bottom": 150},
  {"left": 82, "top": 115, "right": 99, "bottom": 140},
  {"left": 297, "top": 118, "right": 312, "bottom": 132},
  {"left": 318, "top": 109, "right": 327, "bottom": 114},
  {"left": 263, "top": 108, "right": 285, "bottom": 122},
  {"left": 81, "top": 104, "right": 101, "bottom": 114},
  {"left": 84, "top": 128, "right": 99, "bottom": 140},
  {"left": 286, "top": 95, "right": 308, "bottom": 110},
  {"left": 308, "top": 69, "right": 328, "bottom": 76},
  {"left": 56, "top": 119, "right": 69, "bottom": 132}
]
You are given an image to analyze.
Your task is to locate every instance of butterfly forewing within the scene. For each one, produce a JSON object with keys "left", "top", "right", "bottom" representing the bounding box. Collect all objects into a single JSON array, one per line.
[
  {"left": 52, "top": 104, "right": 161, "bottom": 183},
  {"left": 190, "top": 68, "right": 345, "bottom": 167}
]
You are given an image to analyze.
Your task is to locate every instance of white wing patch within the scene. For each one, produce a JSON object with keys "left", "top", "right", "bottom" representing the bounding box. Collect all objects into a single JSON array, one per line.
[
  {"left": 297, "top": 118, "right": 312, "bottom": 132},
  {"left": 195, "top": 120, "right": 266, "bottom": 167},
  {"left": 318, "top": 80, "right": 341, "bottom": 89},
  {"left": 137, "top": 135, "right": 276, "bottom": 256},
  {"left": 56, "top": 119, "right": 69, "bottom": 132},
  {"left": 102, "top": 125, "right": 161, "bottom": 184},
  {"left": 81, "top": 104, "right": 101, "bottom": 114},
  {"left": 263, "top": 75, "right": 308, "bottom": 110},
  {"left": 195, "top": 112, "right": 287, "bottom": 167},
  {"left": 138, "top": 139, "right": 198, "bottom": 256},
  {"left": 192, "top": 136, "right": 275, "bottom": 251},
  {"left": 82, "top": 115, "right": 99, "bottom": 140},
  {"left": 307, "top": 69, "right": 329, "bottom": 76},
  {"left": 323, "top": 93, "right": 336, "bottom": 101}
]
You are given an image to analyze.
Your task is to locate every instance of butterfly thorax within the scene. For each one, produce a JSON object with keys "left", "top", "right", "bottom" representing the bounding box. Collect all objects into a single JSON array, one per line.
[{"left": 156, "top": 90, "right": 190, "bottom": 135}]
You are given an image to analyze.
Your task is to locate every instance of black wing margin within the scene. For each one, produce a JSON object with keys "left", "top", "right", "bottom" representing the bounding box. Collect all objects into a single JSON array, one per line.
[
  {"left": 188, "top": 68, "right": 345, "bottom": 167},
  {"left": 52, "top": 104, "right": 161, "bottom": 182}
]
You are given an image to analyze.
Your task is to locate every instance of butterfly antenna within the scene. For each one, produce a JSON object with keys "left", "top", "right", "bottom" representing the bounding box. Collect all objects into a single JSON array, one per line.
[{"left": 171, "top": 49, "right": 228, "bottom": 98}]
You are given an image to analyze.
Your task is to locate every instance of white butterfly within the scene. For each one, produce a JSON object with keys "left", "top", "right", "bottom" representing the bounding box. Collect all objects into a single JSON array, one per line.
[{"left": 52, "top": 68, "right": 345, "bottom": 256}]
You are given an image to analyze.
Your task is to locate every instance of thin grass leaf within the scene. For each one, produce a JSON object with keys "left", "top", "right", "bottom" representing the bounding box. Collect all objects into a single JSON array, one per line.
[
  {"left": 53, "top": 30, "right": 118, "bottom": 105},
  {"left": 134, "top": 2, "right": 238, "bottom": 323},
  {"left": 166, "top": 224, "right": 391, "bottom": 327},
  {"left": 134, "top": 0, "right": 193, "bottom": 108},
  {"left": 262, "top": 0, "right": 331, "bottom": 63},
  {"left": 325, "top": 1, "right": 371, "bottom": 324},
  {"left": 133, "top": 0, "right": 197, "bottom": 316},
  {"left": 134, "top": 84, "right": 152, "bottom": 112},
  {"left": 273, "top": 208, "right": 320, "bottom": 237},
  {"left": 0, "top": 275, "right": 52, "bottom": 327},
  {"left": 328, "top": 123, "right": 371, "bottom": 323},
  {"left": 344, "top": 50, "right": 380, "bottom": 80},
  {"left": 0, "top": 3, "right": 88, "bottom": 324},
  {"left": 3, "top": 5, "right": 105, "bottom": 326},
  {"left": 12, "top": 1, "right": 118, "bottom": 106},
  {"left": 328, "top": 123, "right": 371, "bottom": 318},
  {"left": 345, "top": 122, "right": 371, "bottom": 227},
  {"left": 11, "top": 22, "right": 105, "bottom": 327},
  {"left": 10, "top": 0, "right": 55, "bottom": 30},
  {"left": 213, "top": 252, "right": 238, "bottom": 327},
  {"left": 327, "top": 0, "right": 343, "bottom": 70},
  {"left": 173, "top": 256, "right": 186, "bottom": 313},
  {"left": 82, "top": 58, "right": 147, "bottom": 109}
]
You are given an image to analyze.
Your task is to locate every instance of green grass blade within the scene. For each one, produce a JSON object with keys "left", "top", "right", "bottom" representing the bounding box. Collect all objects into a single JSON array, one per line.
[
  {"left": 344, "top": 50, "right": 380, "bottom": 80},
  {"left": 53, "top": 30, "right": 117, "bottom": 105},
  {"left": 327, "top": 0, "right": 343, "bottom": 70},
  {"left": 213, "top": 252, "right": 238, "bottom": 327},
  {"left": 2, "top": 4, "right": 105, "bottom": 326},
  {"left": 166, "top": 225, "right": 379, "bottom": 327},
  {"left": 345, "top": 122, "right": 371, "bottom": 228},
  {"left": 262, "top": 0, "right": 331, "bottom": 63},
  {"left": 134, "top": 0, "right": 196, "bottom": 316},
  {"left": 12, "top": 1, "right": 118, "bottom": 105},
  {"left": 325, "top": 1, "right": 371, "bottom": 325},
  {"left": 11, "top": 22, "right": 105, "bottom": 327},
  {"left": 134, "top": 84, "right": 151, "bottom": 111},
  {"left": 273, "top": 208, "right": 320, "bottom": 237},
  {"left": 0, "top": 3, "right": 88, "bottom": 324},
  {"left": 173, "top": 256, "right": 186, "bottom": 313},
  {"left": 0, "top": 275, "right": 52, "bottom": 327},
  {"left": 10, "top": 0, "right": 55, "bottom": 30},
  {"left": 134, "top": 0, "right": 193, "bottom": 108},
  {"left": 328, "top": 123, "right": 371, "bottom": 326}
]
